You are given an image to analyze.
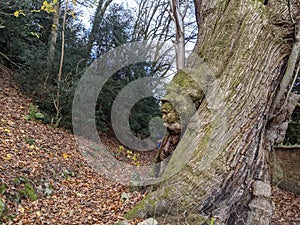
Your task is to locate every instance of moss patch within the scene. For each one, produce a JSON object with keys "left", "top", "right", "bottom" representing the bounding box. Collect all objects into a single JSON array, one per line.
[
  {"left": 161, "top": 69, "right": 204, "bottom": 126},
  {"left": 172, "top": 70, "right": 195, "bottom": 89},
  {"left": 171, "top": 70, "right": 204, "bottom": 105},
  {"left": 124, "top": 194, "right": 156, "bottom": 220}
]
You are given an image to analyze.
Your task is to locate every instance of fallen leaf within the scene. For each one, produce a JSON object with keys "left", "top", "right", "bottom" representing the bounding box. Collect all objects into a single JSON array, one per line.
[
  {"left": 76, "top": 192, "right": 84, "bottom": 197},
  {"left": 27, "top": 144, "right": 35, "bottom": 149},
  {"left": 2, "top": 154, "right": 12, "bottom": 160},
  {"left": 18, "top": 205, "right": 25, "bottom": 213},
  {"left": 62, "top": 153, "right": 69, "bottom": 160}
]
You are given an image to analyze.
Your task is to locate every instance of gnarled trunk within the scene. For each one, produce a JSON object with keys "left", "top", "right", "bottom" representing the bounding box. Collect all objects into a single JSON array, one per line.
[{"left": 126, "top": 0, "right": 299, "bottom": 224}]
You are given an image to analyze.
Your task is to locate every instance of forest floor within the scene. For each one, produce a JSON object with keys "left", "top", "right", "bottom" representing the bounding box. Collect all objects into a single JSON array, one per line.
[{"left": 0, "top": 65, "right": 299, "bottom": 224}]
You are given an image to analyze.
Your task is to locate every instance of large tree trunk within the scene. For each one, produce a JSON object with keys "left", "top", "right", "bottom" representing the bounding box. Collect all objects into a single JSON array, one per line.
[{"left": 126, "top": 0, "right": 299, "bottom": 224}]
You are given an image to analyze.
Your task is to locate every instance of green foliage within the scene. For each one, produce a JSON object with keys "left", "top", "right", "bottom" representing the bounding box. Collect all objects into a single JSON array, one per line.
[
  {"left": 18, "top": 183, "right": 38, "bottom": 201},
  {"left": 96, "top": 62, "right": 163, "bottom": 136},
  {"left": 12, "top": 176, "right": 38, "bottom": 202},
  {"left": 116, "top": 145, "right": 125, "bottom": 154},
  {"left": 94, "top": 3, "right": 133, "bottom": 56},
  {"left": 13, "top": 176, "right": 30, "bottom": 186},
  {"left": 209, "top": 217, "right": 215, "bottom": 225},
  {"left": 126, "top": 150, "right": 140, "bottom": 166},
  {"left": 0, "top": 0, "right": 51, "bottom": 62},
  {"left": 0, "top": 17, "right": 5, "bottom": 29},
  {"left": 0, "top": 180, "right": 6, "bottom": 195},
  {"left": 0, "top": 198, "right": 8, "bottom": 220},
  {"left": 61, "top": 169, "right": 77, "bottom": 180},
  {"left": 43, "top": 182, "right": 54, "bottom": 196},
  {"left": 1, "top": 0, "right": 167, "bottom": 137},
  {"left": 25, "top": 104, "right": 45, "bottom": 121},
  {"left": 26, "top": 138, "right": 35, "bottom": 145},
  {"left": 129, "top": 97, "right": 162, "bottom": 137},
  {"left": 284, "top": 103, "right": 300, "bottom": 145}
]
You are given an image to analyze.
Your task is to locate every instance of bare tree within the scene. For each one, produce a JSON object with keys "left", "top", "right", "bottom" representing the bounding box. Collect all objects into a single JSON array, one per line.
[
  {"left": 132, "top": 0, "right": 197, "bottom": 77},
  {"left": 168, "top": 0, "right": 188, "bottom": 70}
]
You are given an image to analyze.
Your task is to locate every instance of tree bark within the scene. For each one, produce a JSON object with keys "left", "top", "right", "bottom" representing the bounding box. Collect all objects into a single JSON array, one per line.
[
  {"left": 168, "top": 0, "right": 188, "bottom": 70},
  {"left": 44, "top": 0, "right": 60, "bottom": 87},
  {"left": 54, "top": 0, "right": 68, "bottom": 126},
  {"left": 126, "top": 0, "right": 299, "bottom": 224}
]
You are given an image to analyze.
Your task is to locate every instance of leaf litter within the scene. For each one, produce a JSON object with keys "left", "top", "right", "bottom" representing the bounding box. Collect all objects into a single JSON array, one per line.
[{"left": 0, "top": 65, "right": 299, "bottom": 224}]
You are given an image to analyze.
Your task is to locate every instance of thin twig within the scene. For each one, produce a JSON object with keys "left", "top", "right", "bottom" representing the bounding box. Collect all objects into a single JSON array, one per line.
[
  {"left": 270, "top": 17, "right": 300, "bottom": 117},
  {"left": 0, "top": 52, "right": 20, "bottom": 69},
  {"left": 288, "top": 0, "right": 295, "bottom": 24}
]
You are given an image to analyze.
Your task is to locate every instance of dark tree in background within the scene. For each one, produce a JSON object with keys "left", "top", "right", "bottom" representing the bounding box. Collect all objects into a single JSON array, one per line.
[
  {"left": 284, "top": 76, "right": 300, "bottom": 145},
  {"left": 284, "top": 103, "right": 300, "bottom": 145}
]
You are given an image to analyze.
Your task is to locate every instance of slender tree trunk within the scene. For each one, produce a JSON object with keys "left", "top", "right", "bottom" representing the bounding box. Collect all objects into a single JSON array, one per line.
[
  {"left": 126, "top": 0, "right": 299, "bottom": 224},
  {"left": 176, "top": 32, "right": 185, "bottom": 70},
  {"left": 169, "top": 0, "right": 187, "bottom": 70},
  {"left": 44, "top": 1, "right": 60, "bottom": 87},
  {"left": 54, "top": 0, "right": 68, "bottom": 126}
]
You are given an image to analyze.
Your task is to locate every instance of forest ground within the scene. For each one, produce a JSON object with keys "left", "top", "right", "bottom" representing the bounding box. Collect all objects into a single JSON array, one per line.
[{"left": 0, "top": 65, "right": 299, "bottom": 224}]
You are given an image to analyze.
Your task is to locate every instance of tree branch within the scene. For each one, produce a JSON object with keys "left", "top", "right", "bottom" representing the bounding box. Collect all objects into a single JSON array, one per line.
[{"left": 270, "top": 16, "right": 300, "bottom": 116}]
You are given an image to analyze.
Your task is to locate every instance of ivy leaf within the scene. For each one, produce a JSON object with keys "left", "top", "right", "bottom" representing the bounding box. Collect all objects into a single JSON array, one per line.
[{"left": 34, "top": 112, "right": 45, "bottom": 119}]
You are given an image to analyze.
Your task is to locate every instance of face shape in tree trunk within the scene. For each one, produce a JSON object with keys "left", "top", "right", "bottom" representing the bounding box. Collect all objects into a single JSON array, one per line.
[{"left": 125, "top": 0, "right": 300, "bottom": 224}]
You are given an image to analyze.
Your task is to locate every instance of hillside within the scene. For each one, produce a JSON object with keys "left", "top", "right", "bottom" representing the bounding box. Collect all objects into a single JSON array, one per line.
[
  {"left": 0, "top": 65, "right": 299, "bottom": 224},
  {"left": 0, "top": 65, "right": 144, "bottom": 224}
]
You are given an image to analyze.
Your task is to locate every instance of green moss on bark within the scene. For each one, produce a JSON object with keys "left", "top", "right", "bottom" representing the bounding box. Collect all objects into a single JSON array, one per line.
[
  {"left": 161, "top": 69, "right": 204, "bottom": 126},
  {"left": 124, "top": 194, "right": 156, "bottom": 219}
]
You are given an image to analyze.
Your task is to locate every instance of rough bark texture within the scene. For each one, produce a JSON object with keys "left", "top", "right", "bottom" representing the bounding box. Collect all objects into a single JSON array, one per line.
[
  {"left": 126, "top": 0, "right": 299, "bottom": 224},
  {"left": 44, "top": 1, "right": 60, "bottom": 87}
]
